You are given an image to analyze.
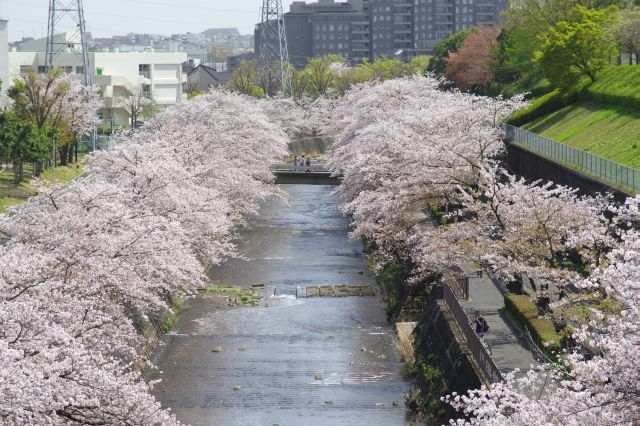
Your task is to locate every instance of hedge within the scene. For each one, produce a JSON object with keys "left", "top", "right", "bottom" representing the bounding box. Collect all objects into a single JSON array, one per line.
[
  {"left": 507, "top": 88, "right": 580, "bottom": 127},
  {"left": 504, "top": 293, "right": 560, "bottom": 351}
]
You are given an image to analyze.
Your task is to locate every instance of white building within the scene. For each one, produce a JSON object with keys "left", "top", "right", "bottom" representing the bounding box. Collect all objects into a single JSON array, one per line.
[
  {"left": 0, "top": 20, "right": 10, "bottom": 107},
  {"left": 8, "top": 33, "right": 188, "bottom": 127}
]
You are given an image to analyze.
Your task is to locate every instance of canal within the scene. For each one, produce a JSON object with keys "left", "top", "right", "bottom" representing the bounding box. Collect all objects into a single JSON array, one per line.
[{"left": 149, "top": 184, "right": 411, "bottom": 425}]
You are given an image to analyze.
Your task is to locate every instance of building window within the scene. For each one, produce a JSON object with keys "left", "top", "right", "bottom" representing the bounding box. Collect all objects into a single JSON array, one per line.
[
  {"left": 20, "top": 65, "right": 33, "bottom": 75},
  {"left": 142, "top": 84, "right": 151, "bottom": 98},
  {"left": 76, "top": 66, "right": 84, "bottom": 74},
  {"left": 139, "top": 64, "right": 151, "bottom": 79}
]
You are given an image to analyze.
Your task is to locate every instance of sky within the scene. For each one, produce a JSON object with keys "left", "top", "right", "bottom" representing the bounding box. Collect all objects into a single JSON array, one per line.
[{"left": 1, "top": 0, "right": 297, "bottom": 42}]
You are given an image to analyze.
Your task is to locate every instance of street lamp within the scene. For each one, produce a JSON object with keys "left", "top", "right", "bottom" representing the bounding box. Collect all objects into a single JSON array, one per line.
[{"left": 51, "top": 133, "right": 56, "bottom": 186}]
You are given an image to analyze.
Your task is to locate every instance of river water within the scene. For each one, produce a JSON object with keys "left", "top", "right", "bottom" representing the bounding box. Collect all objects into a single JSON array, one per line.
[{"left": 149, "top": 184, "right": 411, "bottom": 426}]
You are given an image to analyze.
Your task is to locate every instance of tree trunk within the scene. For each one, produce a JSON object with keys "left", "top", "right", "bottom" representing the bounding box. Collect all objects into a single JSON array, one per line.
[
  {"left": 67, "top": 141, "right": 74, "bottom": 164},
  {"left": 13, "top": 160, "right": 22, "bottom": 184},
  {"left": 59, "top": 145, "right": 69, "bottom": 167}
]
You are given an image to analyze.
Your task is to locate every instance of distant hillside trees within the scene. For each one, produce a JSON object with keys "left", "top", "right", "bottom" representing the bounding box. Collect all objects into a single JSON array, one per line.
[
  {"left": 536, "top": 6, "right": 618, "bottom": 88},
  {"left": 229, "top": 55, "right": 429, "bottom": 99},
  {"left": 612, "top": 7, "right": 640, "bottom": 63}
]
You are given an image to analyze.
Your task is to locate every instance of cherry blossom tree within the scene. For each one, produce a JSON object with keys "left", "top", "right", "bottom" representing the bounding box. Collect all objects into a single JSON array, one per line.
[
  {"left": 327, "top": 75, "right": 638, "bottom": 424},
  {"left": 0, "top": 88, "right": 289, "bottom": 423},
  {"left": 329, "top": 76, "right": 525, "bottom": 270},
  {"left": 446, "top": 218, "right": 640, "bottom": 425}
]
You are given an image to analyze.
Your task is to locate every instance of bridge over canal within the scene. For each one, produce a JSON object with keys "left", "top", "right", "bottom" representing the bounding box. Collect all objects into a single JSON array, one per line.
[{"left": 270, "top": 162, "right": 339, "bottom": 185}]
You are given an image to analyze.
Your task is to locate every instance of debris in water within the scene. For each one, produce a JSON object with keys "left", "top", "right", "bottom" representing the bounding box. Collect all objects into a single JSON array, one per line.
[
  {"left": 314, "top": 374, "right": 323, "bottom": 381},
  {"left": 361, "top": 347, "right": 366, "bottom": 352},
  {"left": 324, "top": 400, "right": 333, "bottom": 405},
  {"left": 234, "top": 385, "right": 242, "bottom": 391},
  {"left": 212, "top": 346, "right": 223, "bottom": 353},
  {"left": 375, "top": 402, "right": 384, "bottom": 407},
  {"left": 238, "top": 347, "right": 246, "bottom": 351},
  {"left": 393, "top": 401, "right": 400, "bottom": 406}
]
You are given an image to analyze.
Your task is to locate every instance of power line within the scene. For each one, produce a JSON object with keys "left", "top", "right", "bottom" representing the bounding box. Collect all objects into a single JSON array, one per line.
[{"left": 3, "top": 0, "right": 257, "bottom": 27}]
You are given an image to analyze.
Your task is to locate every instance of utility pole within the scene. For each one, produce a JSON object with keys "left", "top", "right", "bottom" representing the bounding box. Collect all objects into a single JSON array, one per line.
[
  {"left": 258, "top": 0, "right": 291, "bottom": 96},
  {"left": 46, "top": 0, "right": 91, "bottom": 86},
  {"left": 46, "top": 0, "right": 96, "bottom": 153},
  {"left": 52, "top": 133, "right": 56, "bottom": 186}
]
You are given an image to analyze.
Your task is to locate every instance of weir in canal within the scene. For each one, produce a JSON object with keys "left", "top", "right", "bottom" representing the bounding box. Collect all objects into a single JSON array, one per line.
[{"left": 149, "top": 184, "right": 411, "bottom": 426}]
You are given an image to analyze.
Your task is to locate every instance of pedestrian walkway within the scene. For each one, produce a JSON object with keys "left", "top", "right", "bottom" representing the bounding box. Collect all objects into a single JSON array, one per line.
[{"left": 459, "top": 272, "right": 541, "bottom": 377}]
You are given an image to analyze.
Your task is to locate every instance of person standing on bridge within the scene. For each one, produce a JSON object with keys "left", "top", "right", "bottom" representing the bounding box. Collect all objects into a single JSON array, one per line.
[
  {"left": 471, "top": 311, "right": 489, "bottom": 336},
  {"left": 293, "top": 155, "right": 299, "bottom": 172},
  {"left": 300, "top": 155, "right": 306, "bottom": 173},
  {"left": 305, "top": 157, "right": 312, "bottom": 173}
]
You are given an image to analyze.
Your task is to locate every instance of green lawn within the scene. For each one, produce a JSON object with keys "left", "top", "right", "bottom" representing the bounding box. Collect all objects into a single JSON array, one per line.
[
  {"left": 582, "top": 65, "right": 640, "bottom": 110},
  {"left": 39, "top": 162, "right": 85, "bottom": 184},
  {"left": 521, "top": 101, "right": 640, "bottom": 169},
  {"left": 0, "top": 197, "right": 25, "bottom": 213},
  {"left": 0, "top": 160, "right": 86, "bottom": 213}
]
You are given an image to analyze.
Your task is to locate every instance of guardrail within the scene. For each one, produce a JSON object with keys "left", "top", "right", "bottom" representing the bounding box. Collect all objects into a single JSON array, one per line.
[
  {"left": 503, "top": 123, "right": 640, "bottom": 194},
  {"left": 446, "top": 266, "right": 470, "bottom": 300},
  {"left": 270, "top": 163, "right": 331, "bottom": 173},
  {"left": 442, "top": 283, "right": 503, "bottom": 384}
]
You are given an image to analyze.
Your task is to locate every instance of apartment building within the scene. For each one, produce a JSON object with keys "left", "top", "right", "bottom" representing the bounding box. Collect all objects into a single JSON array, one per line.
[
  {"left": 256, "top": 0, "right": 370, "bottom": 69},
  {"left": 414, "top": 0, "right": 507, "bottom": 53},
  {"left": 8, "top": 33, "right": 187, "bottom": 127},
  {"left": 255, "top": 0, "right": 506, "bottom": 66}
]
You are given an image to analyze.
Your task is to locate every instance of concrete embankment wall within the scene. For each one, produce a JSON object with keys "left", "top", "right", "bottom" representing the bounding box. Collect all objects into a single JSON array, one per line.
[
  {"left": 408, "top": 287, "right": 483, "bottom": 423},
  {"left": 504, "top": 143, "right": 631, "bottom": 201},
  {"left": 375, "top": 259, "right": 481, "bottom": 423}
]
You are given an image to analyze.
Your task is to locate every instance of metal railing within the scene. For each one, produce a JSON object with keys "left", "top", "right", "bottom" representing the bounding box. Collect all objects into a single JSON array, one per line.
[
  {"left": 270, "top": 163, "right": 331, "bottom": 173},
  {"left": 442, "top": 283, "right": 503, "bottom": 384},
  {"left": 446, "top": 266, "right": 470, "bottom": 300},
  {"left": 503, "top": 123, "right": 640, "bottom": 194}
]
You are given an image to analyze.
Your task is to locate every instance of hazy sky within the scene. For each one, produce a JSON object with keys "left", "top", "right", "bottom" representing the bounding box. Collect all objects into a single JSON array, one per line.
[{"left": 2, "top": 0, "right": 297, "bottom": 42}]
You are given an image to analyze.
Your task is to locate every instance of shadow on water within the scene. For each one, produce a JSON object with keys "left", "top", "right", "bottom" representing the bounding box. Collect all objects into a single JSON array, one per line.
[{"left": 149, "top": 185, "right": 412, "bottom": 426}]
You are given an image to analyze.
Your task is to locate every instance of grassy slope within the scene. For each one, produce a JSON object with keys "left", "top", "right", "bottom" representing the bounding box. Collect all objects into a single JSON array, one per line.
[
  {"left": 516, "top": 66, "right": 640, "bottom": 169},
  {"left": 0, "top": 161, "right": 86, "bottom": 213},
  {"left": 522, "top": 101, "right": 640, "bottom": 168}
]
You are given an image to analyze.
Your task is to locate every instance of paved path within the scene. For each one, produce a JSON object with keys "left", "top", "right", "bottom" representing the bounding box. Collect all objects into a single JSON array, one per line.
[{"left": 459, "top": 273, "right": 541, "bottom": 377}]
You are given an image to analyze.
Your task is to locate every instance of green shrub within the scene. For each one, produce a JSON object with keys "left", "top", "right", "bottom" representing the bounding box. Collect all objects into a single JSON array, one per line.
[
  {"left": 508, "top": 89, "right": 575, "bottom": 126},
  {"left": 161, "top": 297, "right": 184, "bottom": 333},
  {"left": 581, "top": 65, "right": 640, "bottom": 110},
  {"left": 504, "top": 293, "right": 560, "bottom": 351},
  {"left": 504, "top": 293, "right": 538, "bottom": 323}
]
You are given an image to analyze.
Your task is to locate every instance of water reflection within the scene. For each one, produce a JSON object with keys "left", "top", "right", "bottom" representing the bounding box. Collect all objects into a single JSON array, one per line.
[{"left": 150, "top": 185, "right": 411, "bottom": 425}]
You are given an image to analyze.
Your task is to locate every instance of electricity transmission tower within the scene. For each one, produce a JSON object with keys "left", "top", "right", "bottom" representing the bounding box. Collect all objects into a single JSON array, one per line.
[
  {"left": 258, "top": 0, "right": 291, "bottom": 95},
  {"left": 46, "top": 0, "right": 91, "bottom": 85}
]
